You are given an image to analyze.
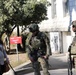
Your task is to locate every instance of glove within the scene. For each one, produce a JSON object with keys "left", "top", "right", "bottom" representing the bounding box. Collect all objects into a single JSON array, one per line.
[{"left": 42, "top": 55, "right": 49, "bottom": 59}]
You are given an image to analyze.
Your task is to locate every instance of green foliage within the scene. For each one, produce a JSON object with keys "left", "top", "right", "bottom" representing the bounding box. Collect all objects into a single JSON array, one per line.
[{"left": 0, "top": 0, "right": 50, "bottom": 36}]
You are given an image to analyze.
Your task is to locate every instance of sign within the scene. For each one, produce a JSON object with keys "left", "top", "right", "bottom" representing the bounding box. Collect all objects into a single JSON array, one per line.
[{"left": 10, "top": 36, "right": 22, "bottom": 44}]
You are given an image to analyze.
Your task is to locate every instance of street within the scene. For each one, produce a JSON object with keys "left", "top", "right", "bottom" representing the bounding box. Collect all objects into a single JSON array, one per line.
[
  {"left": 3, "top": 53, "right": 76, "bottom": 75},
  {"left": 25, "top": 69, "right": 68, "bottom": 75}
]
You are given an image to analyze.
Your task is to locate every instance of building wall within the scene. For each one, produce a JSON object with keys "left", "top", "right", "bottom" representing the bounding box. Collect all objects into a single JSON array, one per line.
[
  {"left": 62, "top": 32, "right": 71, "bottom": 53},
  {"left": 39, "top": 0, "right": 72, "bottom": 53},
  {"left": 69, "top": 0, "right": 76, "bottom": 39},
  {"left": 69, "top": 0, "right": 76, "bottom": 22}
]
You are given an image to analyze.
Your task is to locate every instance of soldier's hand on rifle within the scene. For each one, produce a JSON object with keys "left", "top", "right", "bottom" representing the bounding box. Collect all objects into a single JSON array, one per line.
[{"left": 42, "top": 55, "right": 49, "bottom": 59}]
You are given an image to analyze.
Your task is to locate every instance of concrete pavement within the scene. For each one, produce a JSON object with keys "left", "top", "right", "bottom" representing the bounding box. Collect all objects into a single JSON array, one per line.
[
  {"left": 3, "top": 53, "right": 76, "bottom": 75},
  {"left": 25, "top": 69, "right": 68, "bottom": 75},
  {"left": 25, "top": 69, "right": 76, "bottom": 75}
]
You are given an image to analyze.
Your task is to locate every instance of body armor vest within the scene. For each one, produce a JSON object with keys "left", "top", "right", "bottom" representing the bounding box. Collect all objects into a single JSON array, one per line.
[
  {"left": 30, "top": 32, "right": 47, "bottom": 56},
  {"left": 71, "top": 36, "right": 76, "bottom": 54}
]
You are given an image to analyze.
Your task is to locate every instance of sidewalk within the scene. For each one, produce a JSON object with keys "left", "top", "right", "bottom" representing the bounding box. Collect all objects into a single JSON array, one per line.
[
  {"left": 3, "top": 60, "right": 31, "bottom": 75},
  {"left": 25, "top": 69, "right": 76, "bottom": 75}
]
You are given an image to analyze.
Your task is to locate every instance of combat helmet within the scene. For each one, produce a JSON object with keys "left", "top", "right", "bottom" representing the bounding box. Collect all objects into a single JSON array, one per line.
[
  {"left": 72, "top": 20, "right": 76, "bottom": 32},
  {"left": 29, "top": 24, "right": 39, "bottom": 32},
  {"left": 72, "top": 20, "right": 76, "bottom": 26}
]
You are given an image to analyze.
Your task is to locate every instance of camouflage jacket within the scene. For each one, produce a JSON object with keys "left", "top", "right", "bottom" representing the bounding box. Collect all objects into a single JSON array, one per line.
[
  {"left": 70, "top": 36, "right": 76, "bottom": 54},
  {"left": 26, "top": 31, "right": 52, "bottom": 57}
]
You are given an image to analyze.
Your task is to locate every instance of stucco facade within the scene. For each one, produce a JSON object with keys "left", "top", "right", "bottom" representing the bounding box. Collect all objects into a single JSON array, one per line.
[{"left": 39, "top": 0, "right": 73, "bottom": 53}]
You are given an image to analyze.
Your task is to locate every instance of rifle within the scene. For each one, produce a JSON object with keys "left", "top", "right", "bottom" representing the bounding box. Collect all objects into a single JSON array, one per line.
[{"left": 68, "top": 45, "right": 71, "bottom": 52}]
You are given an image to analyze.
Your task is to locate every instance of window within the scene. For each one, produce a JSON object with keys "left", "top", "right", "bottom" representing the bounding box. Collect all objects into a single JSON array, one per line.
[
  {"left": 52, "top": 0, "right": 57, "bottom": 18},
  {"left": 63, "top": 0, "right": 69, "bottom": 16}
]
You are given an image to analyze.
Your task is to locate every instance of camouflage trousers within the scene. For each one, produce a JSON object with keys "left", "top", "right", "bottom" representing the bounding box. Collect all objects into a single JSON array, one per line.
[
  {"left": 73, "top": 57, "right": 76, "bottom": 69},
  {"left": 32, "top": 57, "right": 50, "bottom": 75}
]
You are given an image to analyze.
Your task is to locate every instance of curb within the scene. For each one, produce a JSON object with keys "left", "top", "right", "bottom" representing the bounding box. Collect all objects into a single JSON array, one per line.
[
  {"left": 14, "top": 60, "right": 31, "bottom": 70},
  {"left": 3, "top": 60, "right": 32, "bottom": 75}
]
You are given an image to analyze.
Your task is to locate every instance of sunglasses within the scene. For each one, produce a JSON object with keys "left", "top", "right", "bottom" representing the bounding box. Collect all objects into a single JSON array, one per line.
[{"left": 72, "top": 25, "right": 76, "bottom": 28}]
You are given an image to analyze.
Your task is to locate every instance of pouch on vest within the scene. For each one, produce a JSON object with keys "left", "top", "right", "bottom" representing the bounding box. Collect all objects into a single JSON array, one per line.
[{"left": 71, "top": 43, "right": 76, "bottom": 54}]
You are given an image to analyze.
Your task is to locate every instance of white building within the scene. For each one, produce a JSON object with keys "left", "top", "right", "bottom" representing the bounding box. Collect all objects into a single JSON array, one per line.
[
  {"left": 39, "top": 0, "right": 73, "bottom": 53},
  {"left": 69, "top": 0, "right": 76, "bottom": 38}
]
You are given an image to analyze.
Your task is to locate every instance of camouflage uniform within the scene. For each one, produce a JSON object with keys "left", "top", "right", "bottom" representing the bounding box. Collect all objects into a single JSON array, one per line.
[
  {"left": 70, "top": 21, "right": 76, "bottom": 69},
  {"left": 26, "top": 24, "right": 51, "bottom": 75}
]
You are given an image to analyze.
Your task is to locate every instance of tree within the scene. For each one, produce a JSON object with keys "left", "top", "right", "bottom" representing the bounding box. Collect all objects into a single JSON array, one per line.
[
  {"left": 0, "top": 0, "right": 50, "bottom": 32},
  {"left": 0, "top": 0, "right": 51, "bottom": 52}
]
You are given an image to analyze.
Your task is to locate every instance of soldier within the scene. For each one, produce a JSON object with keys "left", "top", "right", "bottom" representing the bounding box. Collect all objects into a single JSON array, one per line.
[
  {"left": 26, "top": 24, "right": 51, "bottom": 75},
  {"left": 68, "top": 20, "right": 76, "bottom": 68}
]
